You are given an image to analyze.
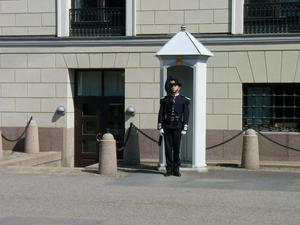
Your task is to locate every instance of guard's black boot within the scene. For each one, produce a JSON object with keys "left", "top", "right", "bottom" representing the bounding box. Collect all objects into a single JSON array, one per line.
[
  {"left": 173, "top": 168, "right": 181, "bottom": 177},
  {"left": 164, "top": 170, "right": 172, "bottom": 177}
]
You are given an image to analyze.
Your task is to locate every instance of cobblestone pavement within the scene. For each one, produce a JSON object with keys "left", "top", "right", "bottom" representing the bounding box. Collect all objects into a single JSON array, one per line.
[{"left": 0, "top": 167, "right": 300, "bottom": 225}]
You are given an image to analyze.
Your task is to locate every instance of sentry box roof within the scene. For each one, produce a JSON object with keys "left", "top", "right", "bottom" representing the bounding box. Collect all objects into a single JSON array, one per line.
[{"left": 156, "top": 26, "right": 213, "bottom": 57}]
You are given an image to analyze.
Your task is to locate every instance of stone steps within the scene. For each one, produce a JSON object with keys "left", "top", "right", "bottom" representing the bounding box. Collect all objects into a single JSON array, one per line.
[{"left": 0, "top": 151, "right": 61, "bottom": 168}]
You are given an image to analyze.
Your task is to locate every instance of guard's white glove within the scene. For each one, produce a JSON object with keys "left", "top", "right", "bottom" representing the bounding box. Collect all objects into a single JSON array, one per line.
[
  {"left": 159, "top": 129, "right": 164, "bottom": 136},
  {"left": 181, "top": 130, "right": 187, "bottom": 135}
]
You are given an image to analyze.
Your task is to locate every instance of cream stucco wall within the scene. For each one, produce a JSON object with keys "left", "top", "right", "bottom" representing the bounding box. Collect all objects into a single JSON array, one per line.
[
  {"left": 0, "top": 54, "right": 73, "bottom": 128},
  {"left": 1, "top": 43, "right": 300, "bottom": 131},
  {"left": 0, "top": 0, "right": 232, "bottom": 37},
  {"left": 0, "top": 0, "right": 56, "bottom": 36},
  {"left": 0, "top": 44, "right": 300, "bottom": 130},
  {"left": 206, "top": 49, "right": 300, "bottom": 130},
  {"left": 1, "top": 41, "right": 300, "bottom": 166},
  {"left": 136, "top": 0, "right": 230, "bottom": 35}
]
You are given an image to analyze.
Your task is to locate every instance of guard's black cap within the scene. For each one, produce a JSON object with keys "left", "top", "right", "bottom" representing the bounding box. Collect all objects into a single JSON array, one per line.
[{"left": 169, "top": 78, "right": 181, "bottom": 87}]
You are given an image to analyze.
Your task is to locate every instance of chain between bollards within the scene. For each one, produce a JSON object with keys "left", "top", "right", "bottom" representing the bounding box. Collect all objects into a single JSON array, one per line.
[
  {"left": 255, "top": 129, "right": 300, "bottom": 152},
  {"left": 120, "top": 123, "right": 300, "bottom": 153},
  {"left": 1, "top": 116, "right": 33, "bottom": 142},
  {"left": 120, "top": 123, "right": 247, "bottom": 151},
  {"left": 206, "top": 129, "right": 246, "bottom": 150}
]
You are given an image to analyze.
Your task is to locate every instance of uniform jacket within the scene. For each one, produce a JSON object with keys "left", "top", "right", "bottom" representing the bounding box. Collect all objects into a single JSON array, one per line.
[{"left": 158, "top": 94, "right": 190, "bottom": 130}]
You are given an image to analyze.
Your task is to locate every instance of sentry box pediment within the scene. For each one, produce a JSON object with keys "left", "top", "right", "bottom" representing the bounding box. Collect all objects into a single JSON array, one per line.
[{"left": 156, "top": 26, "right": 213, "bottom": 62}]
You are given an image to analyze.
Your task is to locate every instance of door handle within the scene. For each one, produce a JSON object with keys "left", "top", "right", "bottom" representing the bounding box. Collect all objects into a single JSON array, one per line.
[{"left": 96, "top": 132, "right": 102, "bottom": 142}]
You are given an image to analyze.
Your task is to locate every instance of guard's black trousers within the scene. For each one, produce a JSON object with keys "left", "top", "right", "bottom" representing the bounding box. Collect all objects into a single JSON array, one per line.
[{"left": 164, "top": 128, "right": 182, "bottom": 171}]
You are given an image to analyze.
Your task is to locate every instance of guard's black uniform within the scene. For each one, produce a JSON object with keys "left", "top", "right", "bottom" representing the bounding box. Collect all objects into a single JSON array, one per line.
[{"left": 158, "top": 93, "right": 190, "bottom": 173}]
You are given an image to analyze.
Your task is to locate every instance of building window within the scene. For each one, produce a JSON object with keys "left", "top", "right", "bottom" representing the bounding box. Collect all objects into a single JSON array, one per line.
[
  {"left": 243, "top": 84, "right": 300, "bottom": 131},
  {"left": 76, "top": 70, "right": 124, "bottom": 97},
  {"left": 70, "top": 0, "right": 125, "bottom": 37},
  {"left": 244, "top": 0, "right": 300, "bottom": 34}
]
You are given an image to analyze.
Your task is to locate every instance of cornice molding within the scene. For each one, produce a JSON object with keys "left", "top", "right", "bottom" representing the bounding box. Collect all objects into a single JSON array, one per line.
[{"left": 0, "top": 35, "right": 300, "bottom": 47}]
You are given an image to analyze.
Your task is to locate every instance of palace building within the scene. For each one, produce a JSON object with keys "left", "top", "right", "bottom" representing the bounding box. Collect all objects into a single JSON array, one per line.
[{"left": 0, "top": 0, "right": 300, "bottom": 167}]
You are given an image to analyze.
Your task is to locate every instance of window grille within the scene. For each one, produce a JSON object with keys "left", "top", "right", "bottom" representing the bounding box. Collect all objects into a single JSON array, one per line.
[
  {"left": 243, "top": 84, "right": 300, "bottom": 131},
  {"left": 244, "top": 0, "right": 300, "bottom": 34},
  {"left": 69, "top": 7, "right": 125, "bottom": 37}
]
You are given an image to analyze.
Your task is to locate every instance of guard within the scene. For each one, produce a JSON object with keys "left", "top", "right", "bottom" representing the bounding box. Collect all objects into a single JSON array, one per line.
[{"left": 158, "top": 78, "right": 190, "bottom": 177}]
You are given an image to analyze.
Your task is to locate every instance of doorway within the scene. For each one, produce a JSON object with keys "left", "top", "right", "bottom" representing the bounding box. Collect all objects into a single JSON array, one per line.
[
  {"left": 167, "top": 65, "right": 193, "bottom": 163},
  {"left": 74, "top": 70, "right": 125, "bottom": 167}
]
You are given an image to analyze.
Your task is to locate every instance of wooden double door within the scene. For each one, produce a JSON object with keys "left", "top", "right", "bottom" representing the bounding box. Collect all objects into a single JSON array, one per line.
[{"left": 74, "top": 70, "right": 124, "bottom": 167}]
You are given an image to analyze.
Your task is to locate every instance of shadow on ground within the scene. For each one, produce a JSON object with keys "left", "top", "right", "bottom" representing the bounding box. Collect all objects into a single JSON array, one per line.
[
  {"left": 81, "top": 162, "right": 164, "bottom": 176},
  {"left": 117, "top": 164, "right": 164, "bottom": 175}
]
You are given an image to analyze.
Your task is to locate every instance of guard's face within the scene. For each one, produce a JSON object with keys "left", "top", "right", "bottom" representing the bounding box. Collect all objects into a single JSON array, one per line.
[{"left": 170, "top": 84, "right": 180, "bottom": 93}]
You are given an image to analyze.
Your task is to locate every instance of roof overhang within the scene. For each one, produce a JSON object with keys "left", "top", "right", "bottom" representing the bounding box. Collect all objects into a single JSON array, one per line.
[{"left": 156, "top": 26, "right": 213, "bottom": 57}]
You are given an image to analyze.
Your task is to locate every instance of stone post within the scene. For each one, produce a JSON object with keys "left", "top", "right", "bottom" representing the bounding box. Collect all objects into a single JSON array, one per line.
[
  {"left": 99, "top": 133, "right": 117, "bottom": 176},
  {"left": 0, "top": 130, "right": 3, "bottom": 161},
  {"left": 24, "top": 120, "right": 39, "bottom": 154},
  {"left": 241, "top": 129, "right": 260, "bottom": 170}
]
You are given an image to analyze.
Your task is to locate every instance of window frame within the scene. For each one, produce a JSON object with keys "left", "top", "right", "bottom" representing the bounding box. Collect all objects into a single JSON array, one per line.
[
  {"left": 244, "top": 0, "right": 300, "bottom": 34},
  {"left": 243, "top": 83, "right": 300, "bottom": 131}
]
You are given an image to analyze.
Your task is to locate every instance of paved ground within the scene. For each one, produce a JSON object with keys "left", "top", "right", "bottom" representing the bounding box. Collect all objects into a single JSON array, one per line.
[{"left": 0, "top": 167, "right": 300, "bottom": 225}]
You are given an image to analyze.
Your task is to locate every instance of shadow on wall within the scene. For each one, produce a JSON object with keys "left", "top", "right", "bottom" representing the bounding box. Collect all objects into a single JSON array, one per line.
[
  {"left": 13, "top": 138, "right": 25, "bottom": 152},
  {"left": 123, "top": 116, "right": 140, "bottom": 165},
  {"left": 1, "top": 128, "right": 26, "bottom": 152},
  {"left": 52, "top": 69, "right": 76, "bottom": 123},
  {"left": 52, "top": 113, "right": 62, "bottom": 123}
]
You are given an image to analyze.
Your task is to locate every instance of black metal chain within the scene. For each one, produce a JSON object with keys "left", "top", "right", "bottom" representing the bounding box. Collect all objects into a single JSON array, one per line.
[
  {"left": 119, "top": 123, "right": 246, "bottom": 151},
  {"left": 117, "top": 123, "right": 160, "bottom": 151},
  {"left": 256, "top": 130, "right": 300, "bottom": 152},
  {"left": 119, "top": 123, "right": 300, "bottom": 153},
  {"left": 206, "top": 130, "right": 245, "bottom": 150},
  {"left": 131, "top": 123, "right": 160, "bottom": 144},
  {"left": 1, "top": 116, "right": 33, "bottom": 142}
]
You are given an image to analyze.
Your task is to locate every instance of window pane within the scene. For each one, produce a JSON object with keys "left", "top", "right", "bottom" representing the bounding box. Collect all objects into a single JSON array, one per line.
[
  {"left": 243, "top": 84, "right": 300, "bottom": 131},
  {"left": 83, "top": 121, "right": 97, "bottom": 134},
  {"left": 77, "top": 71, "right": 102, "bottom": 96},
  {"left": 285, "top": 96, "right": 294, "bottom": 106},
  {"left": 75, "top": 0, "right": 98, "bottom": 8},
  {"left": 106, "top": 0, "right": 125, "bottom": 7},
  {"left": 82, "top": 104, "right": 96, "bottom": 116},
  {"left": 275, "top": 96, "right": 283, "bottom": 106},
  {"left": 82, "top": 140, "right": 96, "bottom": 153},
  {"left": 244, "top": 0, "right": 300, "bottom": 34},
  {"left": 103, "top": 71, "right": 124, "bottom": 96}
]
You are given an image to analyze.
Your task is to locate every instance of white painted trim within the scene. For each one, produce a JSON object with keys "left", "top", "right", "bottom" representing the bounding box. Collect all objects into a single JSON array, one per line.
[
  {"left": 158, "top": 59, "right": 209, "bottom": 169},
  {"left": 126, "top": 0, "right": 136, "bottom": 36},
  {"left": 192, "top": 60, "right": 207, "bottom": 168},
  {"left": 159, "top": 65, "right": 167, "bottom": 168},
  {"left": 57, "top": 0, "right": 71, "bottom": 37},
  {"left": 232, "top": 0, "right": 244, "bottom": 34}
]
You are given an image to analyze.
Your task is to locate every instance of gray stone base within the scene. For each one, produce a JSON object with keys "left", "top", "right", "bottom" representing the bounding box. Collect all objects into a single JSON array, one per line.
[{"left": 1, "top": 127, "right": 64, "bottom": 152}]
